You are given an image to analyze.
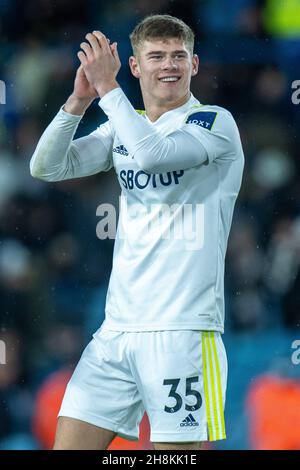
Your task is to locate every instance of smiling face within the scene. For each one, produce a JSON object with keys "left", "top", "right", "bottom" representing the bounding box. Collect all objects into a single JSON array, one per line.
[{"left": 129, "top": 38, "right": 199, "bottom": 116}]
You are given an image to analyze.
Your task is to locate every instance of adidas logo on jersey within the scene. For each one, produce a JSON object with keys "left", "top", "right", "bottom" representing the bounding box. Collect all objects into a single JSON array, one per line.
[
  {"left": 113, "top": 144, "right": 129, "bottom": 156},
  {"left": 180, "top": 414, "right": 199, "bottom": 427}
]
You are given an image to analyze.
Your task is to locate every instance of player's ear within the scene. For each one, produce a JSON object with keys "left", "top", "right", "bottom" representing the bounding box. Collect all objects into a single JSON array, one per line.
[
  {"left": 129, "top": 56, "right": 141, "bottom": 78},
  {"left": 191, "top": 54, "right": 199, "bottom": 77}
]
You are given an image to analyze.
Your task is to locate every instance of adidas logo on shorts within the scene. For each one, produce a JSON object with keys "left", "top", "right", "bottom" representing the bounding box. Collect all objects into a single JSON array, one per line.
[
  {"left": 180, "top": 413, "right": 199, "bottom": 427},
  {"left": 113, "top": 144, "right": 129, "bottom": 156}
]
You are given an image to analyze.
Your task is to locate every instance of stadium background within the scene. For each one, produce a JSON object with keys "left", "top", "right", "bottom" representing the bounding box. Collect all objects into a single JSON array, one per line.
[{"left": 0, "top": 0, "right": 300, "bottom": 450}]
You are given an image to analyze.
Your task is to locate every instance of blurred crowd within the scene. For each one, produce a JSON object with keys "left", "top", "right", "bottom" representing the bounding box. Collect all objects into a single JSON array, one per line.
[{"left": 0, "top": 0, "right": 300, "bottom": 449}]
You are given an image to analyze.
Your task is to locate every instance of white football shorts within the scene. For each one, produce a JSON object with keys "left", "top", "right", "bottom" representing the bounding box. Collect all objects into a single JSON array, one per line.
[{"left": 58, "top": 328, "right": 227, "bottom": 443}]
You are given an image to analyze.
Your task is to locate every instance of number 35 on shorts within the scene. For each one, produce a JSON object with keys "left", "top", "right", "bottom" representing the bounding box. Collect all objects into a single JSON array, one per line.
[{"left": 163, "top": 376, "right": 202, "bottom": 413}]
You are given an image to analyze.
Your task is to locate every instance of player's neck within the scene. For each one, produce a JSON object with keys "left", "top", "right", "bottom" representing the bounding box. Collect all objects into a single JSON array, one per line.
[{"left": 144, "top": 92, "right": 191, "bottom": 122}]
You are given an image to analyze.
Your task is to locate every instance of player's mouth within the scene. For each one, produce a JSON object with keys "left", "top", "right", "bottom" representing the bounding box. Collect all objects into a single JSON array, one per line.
[{"left": 158, "top": 76, "right": 181, "bottom": 83}]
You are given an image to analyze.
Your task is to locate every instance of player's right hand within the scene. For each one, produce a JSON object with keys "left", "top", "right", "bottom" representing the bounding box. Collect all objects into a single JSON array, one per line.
[{"left": 72, "top": 64, "right": 98, "bottom": 101}]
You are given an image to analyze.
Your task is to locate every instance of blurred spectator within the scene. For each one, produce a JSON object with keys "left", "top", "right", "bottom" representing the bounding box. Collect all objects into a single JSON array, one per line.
[
  {"left": 254, "top": 66, "right": 288, "bottom": 107},
  {"left": 264, "top": 216, "right": 300, "bottom": 327},
  {"left": 7, "top": 38, "right": 56, "bottom": 114},
  {"left": 198, "top": 0, "right": 263, "bottom": 37},
  {"left": 226, "top": 222, "right": 266, "bottom": 330},
  {"left": 0, "top": 329, "right": 37, "bottom": 448},
  {"left": 32, "top": 368, "right": 72, "bottom": 449}
]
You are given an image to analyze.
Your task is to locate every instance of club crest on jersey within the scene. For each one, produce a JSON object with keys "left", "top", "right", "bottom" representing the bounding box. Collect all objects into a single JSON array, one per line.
[
  {"left": 186, "top": 111, "right": 217, "bottom": 131},
  {"left": 113, "top": 144, "right": 129, "bottom": 156}
]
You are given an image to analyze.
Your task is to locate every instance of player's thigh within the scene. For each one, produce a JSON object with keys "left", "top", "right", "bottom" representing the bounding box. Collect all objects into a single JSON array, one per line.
[
  {"left": 153, "top": 441, "right": 203, "bottom": 450},
  {"left": 53, "top": 416, "right": 116, "bottom": 450}
]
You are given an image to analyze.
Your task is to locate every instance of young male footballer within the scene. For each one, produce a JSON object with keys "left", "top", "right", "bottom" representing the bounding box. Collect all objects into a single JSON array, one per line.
[{"left": 30, "top": 15, "right": 244, "bottom": 450}]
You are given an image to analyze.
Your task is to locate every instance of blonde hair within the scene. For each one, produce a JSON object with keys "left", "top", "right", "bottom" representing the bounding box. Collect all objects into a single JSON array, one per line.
[{"left": 130, "top": 14, "right": 195, "bottom": 57}]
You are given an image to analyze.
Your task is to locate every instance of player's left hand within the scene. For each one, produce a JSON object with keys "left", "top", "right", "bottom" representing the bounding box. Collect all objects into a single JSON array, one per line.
[{"left": 78, "top": 31, "right": 121, "bottom": 97}]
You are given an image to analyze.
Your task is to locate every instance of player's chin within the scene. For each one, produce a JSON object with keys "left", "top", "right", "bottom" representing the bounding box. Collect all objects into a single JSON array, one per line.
[
  {"left": 158, "top": 83, "right": 179, "bottom": 94},
  {"left": 154, "top": 83, "right": 183, "bottom": 101}
]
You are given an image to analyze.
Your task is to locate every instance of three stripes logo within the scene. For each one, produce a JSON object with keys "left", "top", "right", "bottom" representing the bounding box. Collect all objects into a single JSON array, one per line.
[
  {"left": 180, "top": 413, "right": 199, "bottom": 427},
  {"left": 113, "top": 144, "right": 129, "bottom": 156}
]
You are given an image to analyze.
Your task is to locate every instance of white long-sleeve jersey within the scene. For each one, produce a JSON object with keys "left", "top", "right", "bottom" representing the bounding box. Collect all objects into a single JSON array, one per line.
[{"left": 30, "top": 88, "right": 244, "bottom": 333}]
